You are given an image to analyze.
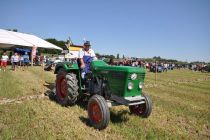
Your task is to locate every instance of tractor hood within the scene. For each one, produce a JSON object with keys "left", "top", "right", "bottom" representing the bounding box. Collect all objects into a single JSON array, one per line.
[
  {"left": 91, "top": 60, "right": 145, "bottom": 73},
  {"left": 91, "top": 60, "right": 146, "bottom": 97}
]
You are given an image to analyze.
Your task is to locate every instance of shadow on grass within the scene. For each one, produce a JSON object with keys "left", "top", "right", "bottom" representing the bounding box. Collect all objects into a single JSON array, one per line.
[
  {"left": 44, "top": 82, "right": 55, "bottom": 91},
  {"left": 78, "top": 101, "right": 130, "bottom": 127},
  {"left": 43, "top": 82, "right": 57, "bottom": 103},
  {"left": 76, "top": 97, "right": 89, "bottom": 110},
  {"left": 79, "top": 116, "right": 92, "bottom": 127},
  {"left": 43, "top": 84, "right": 130, "bottom": 126},
  {"left": 110, "top": 109, "right": 129, "bottom": 123},
  {"left": 78, "top": 109, "right": 129, "bottom": 128},
  {"left": 44, "top": 83, "right": 89, "bottom": 108},
  {"left": 44, "top": 90, "right": 57, "bottom": 103}
]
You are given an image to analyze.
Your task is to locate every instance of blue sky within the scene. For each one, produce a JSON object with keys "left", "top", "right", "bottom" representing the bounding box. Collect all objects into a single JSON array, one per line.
[{"left": 0, "top": 0, "right": 210, "bottom": 62}]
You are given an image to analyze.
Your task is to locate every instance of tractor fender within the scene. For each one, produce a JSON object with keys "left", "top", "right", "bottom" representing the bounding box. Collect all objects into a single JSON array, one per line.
[{"left": 54, "top": 62, "right": 79, "bottom": 74}]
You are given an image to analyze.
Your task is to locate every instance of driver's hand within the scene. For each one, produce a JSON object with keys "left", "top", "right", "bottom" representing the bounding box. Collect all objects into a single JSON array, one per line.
[{"left": 80, "top": 64, "right": 85, "bottom": 69}]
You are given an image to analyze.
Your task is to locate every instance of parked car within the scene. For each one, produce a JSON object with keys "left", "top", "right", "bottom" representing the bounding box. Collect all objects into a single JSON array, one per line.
[
  {"left": 150, "top": 65, "right": 163, "bottom": 72},
  {"left": 168, "top": 64, "right": 174, "bottom": 70},
  {"left": 54, "top": 57, "right": 62, "bottom": 64}
]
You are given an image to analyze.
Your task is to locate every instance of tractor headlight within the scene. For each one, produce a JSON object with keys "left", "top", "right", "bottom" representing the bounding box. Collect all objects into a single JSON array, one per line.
[
  {"left": 131, "top": 73, "right": 137, "bottom": 80},
  {"left": 139, "top": 82, "right": 144, "bottom": 89},
  {"left": 128, "top": 82, "right": 134, "bottom": 90}
]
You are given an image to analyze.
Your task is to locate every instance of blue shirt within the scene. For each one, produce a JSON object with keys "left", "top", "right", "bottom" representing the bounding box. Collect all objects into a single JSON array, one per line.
[{"left": 23, "top": 54, "right": 29, "bottom": 62}]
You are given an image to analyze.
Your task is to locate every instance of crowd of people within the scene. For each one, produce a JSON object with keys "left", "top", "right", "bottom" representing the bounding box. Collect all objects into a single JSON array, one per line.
[
  {"left": 0, "top": 50, "right": 61, "bottom": 72},
  {"left": 1, "top": 47, "right": 208, "bottom": 73},
  {"left": 108, "top": 58, "right": 210, "bottom": 72},
  {"left": 189, "top": 64, "right": 209, "bottom": 72},
  {"left": 108, "top": 58, "right": 177, "bottom": 72},
  {"left": 0, "top": 51, "right": 30, "bottom": 72}
]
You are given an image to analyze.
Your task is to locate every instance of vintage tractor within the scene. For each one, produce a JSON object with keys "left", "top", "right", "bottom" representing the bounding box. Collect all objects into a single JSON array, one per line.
[{"left": 55, "top": 60, "right": 152, "bottom": 130}]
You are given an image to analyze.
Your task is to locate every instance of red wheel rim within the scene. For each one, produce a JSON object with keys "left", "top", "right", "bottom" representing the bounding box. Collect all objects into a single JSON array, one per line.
[
  {"left": 89, "top": 102, "right": 102, "bottom": 123},
  {"left": 130, "top": 104, "right": 146, "bottom": 115},
  {"left": 57, "top": 75, "right": 67, "bottom": 99}
]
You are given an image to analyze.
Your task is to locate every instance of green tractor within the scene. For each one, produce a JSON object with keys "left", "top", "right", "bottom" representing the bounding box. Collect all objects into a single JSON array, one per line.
[{"left": 55, "top": 60, "right": 152, "bottom": 130}]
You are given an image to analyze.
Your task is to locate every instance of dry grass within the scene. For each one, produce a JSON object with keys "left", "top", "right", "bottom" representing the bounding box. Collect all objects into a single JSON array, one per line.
[{"left": 0, "top": 67, "right": 210, "bottom": 140}]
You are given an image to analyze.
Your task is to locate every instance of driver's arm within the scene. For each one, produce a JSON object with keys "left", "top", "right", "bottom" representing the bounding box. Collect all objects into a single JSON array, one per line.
[
  {"left": 80, "top": 58, "right": 85, "bottom": 69},
  {"left": 91, "top": 49, "right": 97, "bottom": 60},
  {"left": 78, "top": 49, "right": 85, "bottom": 69}
]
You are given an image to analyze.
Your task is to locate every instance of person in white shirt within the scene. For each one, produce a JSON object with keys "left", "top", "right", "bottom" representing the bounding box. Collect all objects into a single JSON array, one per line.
[
  {"left": 1, "top": 52, "right": 9, "bottom": 72},
  {"left": 12, "top": 52, "right": 20, "bottom": 71},
  {"left": 164, "top": 63, "right": 168, "bottom": 72},
  {"left": 78, "top": 41, "right": 97, "bottom": 78}
]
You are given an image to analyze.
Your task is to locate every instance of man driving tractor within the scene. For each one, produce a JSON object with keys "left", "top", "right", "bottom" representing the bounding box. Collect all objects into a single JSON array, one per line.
[
  {"left": 55, "top": 39, "right": 152, "bottom": 130},
  {"left": 78, "top": 41, "right": 97, "bottom": 79}
]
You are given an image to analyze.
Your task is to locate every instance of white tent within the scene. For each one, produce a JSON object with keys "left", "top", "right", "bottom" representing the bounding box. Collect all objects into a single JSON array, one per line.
[{"left": 0, "top": 29, "right": 62, "bottom": 50}]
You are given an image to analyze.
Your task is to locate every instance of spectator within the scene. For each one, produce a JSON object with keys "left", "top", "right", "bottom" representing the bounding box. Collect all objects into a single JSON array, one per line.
[
  {"left": 109, "top": 58, "right": 115, "bottom": 65},
  {"left": 12, "top": 52, "right": 20, "bottom": 71},
  {"left": 132, "top": 61, "right": 136, "bottom": 67},
  {"left": 11, "top": 53, "right": 15, "bottom": 70},
  {"left": 23, "top": 52, "right": 30, "bottom": 68},
  {"left": 0, "top": 52, "right": 9, "bottom": 72},
  {"left": 20, "top": 55, "right": 24, "bottom": 69},
  {"left": 163, "top": 63, "right": 168, "bottom": 72}
]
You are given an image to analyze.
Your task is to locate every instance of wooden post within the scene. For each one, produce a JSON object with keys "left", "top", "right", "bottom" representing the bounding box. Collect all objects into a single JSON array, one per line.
[
  {"left": 31, "top": 46, "right": 37, "bottom": 66},
  {"left": 155, "top": 61, "right": 157, "bottom": 84},
  {"left": 42, "top": 58, "right": 45, "bottom": 95},
  {"left": 31, "top": 49, "right": 33, "bottom": 66}
]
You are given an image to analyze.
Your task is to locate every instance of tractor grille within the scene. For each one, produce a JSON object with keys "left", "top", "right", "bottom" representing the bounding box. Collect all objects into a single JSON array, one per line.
[{"left": 110, "top": 72, "right": 126, "bottom": 79}]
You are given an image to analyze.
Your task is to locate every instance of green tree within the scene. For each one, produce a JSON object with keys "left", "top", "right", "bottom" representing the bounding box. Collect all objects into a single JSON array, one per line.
[
  {"left": 39, "top": 38, "right": 66, "bottom": 54},
  {"left": 7, "top": 29, "right": 18, "bottom": 32},
  {"left": 117, "top": 53, "right": 119, "bottom": 59}
]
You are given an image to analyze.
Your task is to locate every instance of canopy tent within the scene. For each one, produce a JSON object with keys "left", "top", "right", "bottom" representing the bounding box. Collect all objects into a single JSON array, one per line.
[
  {"left": 0, "top": 29, "right": 62, "bottom": 50},
  {"left": 0, "top": 29, "right": 63, "bottom": 66}
]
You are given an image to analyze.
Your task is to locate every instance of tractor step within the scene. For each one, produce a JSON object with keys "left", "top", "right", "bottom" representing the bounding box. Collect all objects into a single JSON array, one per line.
[{"left": 109, "top": 94, "right": 146, "bottom": 107}]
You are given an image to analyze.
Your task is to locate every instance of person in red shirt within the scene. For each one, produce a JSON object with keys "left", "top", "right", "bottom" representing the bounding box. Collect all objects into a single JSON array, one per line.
[{"left": 0, "top": 52, "right": 9, "bottom": 72}]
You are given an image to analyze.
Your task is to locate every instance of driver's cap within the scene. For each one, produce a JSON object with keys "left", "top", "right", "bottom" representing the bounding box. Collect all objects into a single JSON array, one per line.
[{"left": 84, "top": 41, "right": 91, "bottom": 46}]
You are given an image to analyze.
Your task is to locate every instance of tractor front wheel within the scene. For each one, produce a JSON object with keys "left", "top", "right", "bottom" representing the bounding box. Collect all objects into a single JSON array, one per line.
[
  {"left": 88, "top": 95, "right": 110, "bottom": 130},
  {"left": 129, "top": 94, "right": 152, "bottom": 118}
]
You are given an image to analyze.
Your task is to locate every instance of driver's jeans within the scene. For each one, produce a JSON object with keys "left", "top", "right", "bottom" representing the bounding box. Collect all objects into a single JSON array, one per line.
[{"left": 81, "top": 55, "right": 92, "bottom": 79}]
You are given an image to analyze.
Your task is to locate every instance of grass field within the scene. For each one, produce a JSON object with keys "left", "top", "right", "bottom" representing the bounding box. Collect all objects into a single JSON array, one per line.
[{"left": 0, "top": 67, "right": 210, "bottom": 140}]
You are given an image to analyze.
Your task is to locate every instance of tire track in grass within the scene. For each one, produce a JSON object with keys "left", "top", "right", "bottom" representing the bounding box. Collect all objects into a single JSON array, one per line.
[
  {"left": 12, "top": 69, "right": 44, "bottom": 95},
  {"left": 175, "top": 81, "right": 210, "bottom": 95},
  {"left": 158, "top": 82, "right": 210, "bottom": 105},
  {"left": 145, "top": 75, "right": 210, "bottom": 87},
  {"left": 144, "top": 84, "right": 210, "bottom": 114},
  {"left": 144, "top": 70, "right": 210, "bottom": 108},
  {"left": 145, "top": 92, "right": 210, "bottom": 137},
  {"left": 145, "top": 78, "right": 210, "bottom": 139},
  {"left": 111, "top": 105, "right": 205, "bottom": 139},
  {"left": 0, "top": 70, "right": 32, "bottom": 99},
  {"left": 145, "top": 69, "right": 210, "bottom": 83},
  {"left": 0, "top": 94, "right": 46, "bottom": 105},
  {"left": 0, "top": 99, "right": 124, "bottom": 140},
  {"left": 141, "top": 89, "right": 210, "bottom": 139},
  {"left": 130, "top": 70, "right": 210, "bottom": 139},
  {"left": 143, "top": 72, "right": 210, "bottom": 124},
  {"left": 145, "top": 86, "right": 210, "bottom": 120},
  {"left": 28, "top": 67, "right": 55, "bottom": 84},
  {"left": 151, "top": 96, "right": 210, "bottom": 139},
  {"left": 0, "top": 68, "right": 53, "bottom": 99}
]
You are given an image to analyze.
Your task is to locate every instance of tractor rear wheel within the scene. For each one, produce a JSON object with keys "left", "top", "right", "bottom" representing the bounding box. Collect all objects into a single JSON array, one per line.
[
  {"left": 129, "top": 94, "right": 152, "bottom": 118},
  {"left": 88, "top": 95, "right": 110, "bottom": 130},
  {"left": 56, "top": 69, "right": 79, "bottom": 106}
]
